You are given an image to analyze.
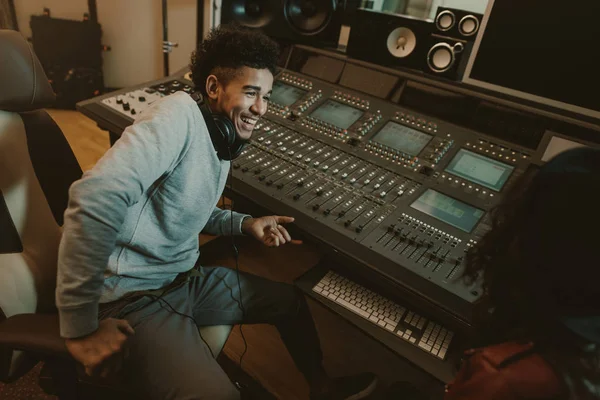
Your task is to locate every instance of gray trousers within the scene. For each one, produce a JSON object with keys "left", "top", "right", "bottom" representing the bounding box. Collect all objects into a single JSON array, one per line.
[{"left": 99, "top": 266, "right": 324, "bottom": 400}]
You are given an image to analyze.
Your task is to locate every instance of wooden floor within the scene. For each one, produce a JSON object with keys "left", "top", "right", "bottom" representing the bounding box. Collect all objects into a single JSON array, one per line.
[{"left": 10, "top": 109, "right": 444, "bottom": 399}]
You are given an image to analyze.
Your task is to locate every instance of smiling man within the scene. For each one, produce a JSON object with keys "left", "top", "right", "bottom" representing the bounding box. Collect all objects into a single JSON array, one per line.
[{"left": 57, "top": 24, "right": 377, "bottom": 400}]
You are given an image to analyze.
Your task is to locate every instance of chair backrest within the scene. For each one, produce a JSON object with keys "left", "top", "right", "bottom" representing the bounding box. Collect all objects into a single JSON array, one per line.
[{"left": 0, "top": 29, "right": 82, "bottom": 380}]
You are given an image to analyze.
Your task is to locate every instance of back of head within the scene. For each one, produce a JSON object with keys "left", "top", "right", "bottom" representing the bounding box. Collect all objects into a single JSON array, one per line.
[
  {"left": 466, "top": 147, "right": 600, "bottom": 319},
  {"left": 189, "top": 23, "right": 280, "bottom": 96}
]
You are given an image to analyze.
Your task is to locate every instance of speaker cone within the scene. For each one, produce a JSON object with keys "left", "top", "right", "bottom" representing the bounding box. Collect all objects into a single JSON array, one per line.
[
  {"left": 284, "top": 0, "right": 335, "bottom": 35},
  {"left": 458, "top": 15, "right": 479, "bottom": 36},
  {"left": 386, "top": 27, "right": 417, "bottom": 58},
  {"left": 435, "top": 10, "right": 455, "bottom": 31},
  {"left": 427, "top": 42, "right": 463, "bottom": 73},
  {"left": 229, "top": 0, "right": 273, "bottom": 28}
]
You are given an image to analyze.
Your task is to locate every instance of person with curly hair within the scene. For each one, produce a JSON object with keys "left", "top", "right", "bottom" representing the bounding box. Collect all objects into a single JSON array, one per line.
[
  {"left": 385, "top": 147, "right": 600, "bottom": 399},
  {"left": 56, "top": 24, "right": 377, "bottom": 400}
]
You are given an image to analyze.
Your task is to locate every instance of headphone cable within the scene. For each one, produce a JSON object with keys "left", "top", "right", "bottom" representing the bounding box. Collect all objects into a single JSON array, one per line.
[{"left": 228, "top": 148, "right": 249, "bottom": 374}]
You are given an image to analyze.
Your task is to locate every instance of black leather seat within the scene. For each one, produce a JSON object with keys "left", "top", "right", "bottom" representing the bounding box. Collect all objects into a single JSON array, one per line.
[{"left": 0, "top": 29, "right": 232, "bottom": 399}]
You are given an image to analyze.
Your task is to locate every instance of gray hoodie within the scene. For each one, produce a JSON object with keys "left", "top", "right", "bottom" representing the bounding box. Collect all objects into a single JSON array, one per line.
[{"left": 56, "top": 92, "right": 249, "bottom": 338}]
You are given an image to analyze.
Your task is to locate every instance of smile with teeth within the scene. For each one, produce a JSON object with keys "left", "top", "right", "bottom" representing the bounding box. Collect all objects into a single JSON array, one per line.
[{"left": 241, "top": 117, "right": 257, "bottom": 125}]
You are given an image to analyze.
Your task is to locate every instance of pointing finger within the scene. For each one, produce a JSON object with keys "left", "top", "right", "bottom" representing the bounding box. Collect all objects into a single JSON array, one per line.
[{"left": 274, "top": 216, "right": 295, "bottom": 224}]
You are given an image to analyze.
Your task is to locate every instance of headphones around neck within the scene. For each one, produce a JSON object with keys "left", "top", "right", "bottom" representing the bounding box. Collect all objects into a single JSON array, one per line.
[{"left": 192, "top": 92, "right": 247, "bottom": 161}]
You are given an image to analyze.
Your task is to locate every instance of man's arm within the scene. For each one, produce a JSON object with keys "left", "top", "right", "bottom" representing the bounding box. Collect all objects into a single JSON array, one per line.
[
  {"left": 202, "top": 206, "right": 252, "bottom": 236},
  {"left": 57, "top": 107, "right": 188, "bottom": 339}
]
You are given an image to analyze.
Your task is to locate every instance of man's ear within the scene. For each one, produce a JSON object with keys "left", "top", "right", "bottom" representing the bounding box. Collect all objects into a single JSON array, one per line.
[{"left": 205, "top": 75, "right": 220, "bottom": 101}]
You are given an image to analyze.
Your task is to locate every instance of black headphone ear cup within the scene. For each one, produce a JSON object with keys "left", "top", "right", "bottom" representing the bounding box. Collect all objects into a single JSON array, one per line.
[
  {"left": 213, "top": 116, "right": 236, "bottom": 147},
  {"left": 213, "top": 116, "right": 245, "bottom": 160}
]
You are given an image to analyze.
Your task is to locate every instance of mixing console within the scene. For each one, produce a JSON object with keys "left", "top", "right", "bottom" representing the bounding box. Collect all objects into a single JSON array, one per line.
[{"left": 78, "top": 64, "right": 538, "bottom": 319}]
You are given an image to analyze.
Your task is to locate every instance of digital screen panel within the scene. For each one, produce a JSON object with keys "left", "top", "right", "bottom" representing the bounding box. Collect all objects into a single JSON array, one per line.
[
  {"left": 270, "top": 81, "right": 307, "bottom": 106},
  {"left": 411, "top": 189, "right": 484, "bottom": 233},
  {"left": 310, "top": 100, "right": 364, "bottom": 129},
  {"left": 445, "top": 149, "right": 514, "bottom": 192},
  {"left": 371, "top": 121, "right": 432, "bottom": 156}
]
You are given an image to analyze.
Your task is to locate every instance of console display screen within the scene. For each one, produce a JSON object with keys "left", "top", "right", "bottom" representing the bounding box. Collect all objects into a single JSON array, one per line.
[
  {"left": 445, "top": 149, "right": 514, "bottom": 191},
  {"left": 411, "top": 189, "right": 484, "bottom": 233},
  {"left": 372, "top": 121, "right": 432, "bottom": 156},
  {"left": 270, "top": 81, "right": 307, "bottom": 106},
  {"left": 310, "top": 100, "right": 364, "bottom": 129}
]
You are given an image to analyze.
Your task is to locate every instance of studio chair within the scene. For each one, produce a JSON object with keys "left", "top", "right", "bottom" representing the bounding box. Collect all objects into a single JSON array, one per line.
[{"left": 0, "top": 29, "right": 232, "bottom": 399}]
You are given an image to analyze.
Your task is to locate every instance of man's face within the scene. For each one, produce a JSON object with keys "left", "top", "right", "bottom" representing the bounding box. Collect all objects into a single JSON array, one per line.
[{"left": 206, "top": 67, "right": 273, "bottom": 140}]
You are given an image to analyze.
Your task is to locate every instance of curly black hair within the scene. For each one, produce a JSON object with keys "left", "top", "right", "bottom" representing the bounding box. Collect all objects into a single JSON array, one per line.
[
  {"left": 190, "top": 23, "right": 280, "bottom": 96},
  {"left": 462, "top": 147, "right": 600, "bottom": 399}
]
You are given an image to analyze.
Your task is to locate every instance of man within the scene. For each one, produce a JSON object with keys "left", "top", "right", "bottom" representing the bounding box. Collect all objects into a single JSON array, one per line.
[{"left": 57, "top": 24, "right": 377, "bottom": 400}]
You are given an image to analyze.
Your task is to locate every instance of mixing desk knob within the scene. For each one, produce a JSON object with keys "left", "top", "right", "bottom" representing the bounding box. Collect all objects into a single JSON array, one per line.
[
  {"left": 233, "top": 163, "right": 240, "bottom": 169},
  {"left": 241, "top": 167, "right": 249, "bottom": 172},
  {"left": 322, "top": 165, "right": 329, "bottom": 171},
  {"left": 379, "top": 191, "right": 387, "bottom": 198},
  {"left": 355, "top": 225, "right": 364, "bottom": 233},
  {"left": 338, "top": 210, "right": 347, "bottom": 217},
  {"left": 341, "top": 173, "right": 348, "bottom": 179},
  {"left": 266, "top": 179, "right": 273, "bottom": 186},
  {"left": 350, "top": 178, "right": 357, "bottom": 183},
  {"left": 397, "top": 190, "right": 405, "bottom": 196},
  {"left": 374, "top": 183, "right": 381, "bottom": 189},
  {"left": 116, "top": 96, "right": 123, "bottom": 104},
  {"left": 323, "top": 209, "right": 331, "bottom": 216},
  {"left": 344, "top": 220, "right": 352, "bottom": 227},
  {"left": 139, "top": 96, "right": 146, "bottom": 102},
  {"left": 316, "top": 188, "right": 323, "bottom": 195},
  {"left": 293, "top": 193, "right": 301, "bottom": 200},
  {"left": 333, "top": 169, "right": 339, "bottom": 174},
  {"left": 277, "top": 183, "right": 284, "bottom": 189},
  {"left": 123, "top": 102, "right": 130, "bottom": 111},
  {"left": 296, "top": 179, "right": 304, "bottom": 186},
  {"left": 259, "top": 175, "right": 266, "bottom": 181},
  {"left": 312, "top": 204, "right": 320, "bottom": 211},
  {"left": 131, "top": 109, "right": 136, "bottom": 115}
]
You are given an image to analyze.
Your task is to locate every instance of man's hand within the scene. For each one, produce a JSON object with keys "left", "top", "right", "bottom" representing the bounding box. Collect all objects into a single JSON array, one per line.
[
  {"left": 65, "top": 318, "right": 135, "bottom": 378},
  {"left": 242, "top": 216, "right": 303, "bottom": 247}
]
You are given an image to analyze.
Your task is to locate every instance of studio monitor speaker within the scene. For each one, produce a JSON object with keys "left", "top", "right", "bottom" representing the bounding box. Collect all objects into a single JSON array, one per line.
[
  {"left": 346, "top": 9, "right": 433, "bottom": 72},
  {"left": 434, "top": 7, "right": 483, "bottom": 41},
  {"left": 221, "top": 0, "right": 348, "bottom": 48},
  {"left": 425, "top": 36, "right": 472, "bottom": 80}
]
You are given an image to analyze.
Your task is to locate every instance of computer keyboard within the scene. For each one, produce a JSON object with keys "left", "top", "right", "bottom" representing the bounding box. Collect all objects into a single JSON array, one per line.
[{"left": 312, "top": 270, "right": 454, "bottom": 360}]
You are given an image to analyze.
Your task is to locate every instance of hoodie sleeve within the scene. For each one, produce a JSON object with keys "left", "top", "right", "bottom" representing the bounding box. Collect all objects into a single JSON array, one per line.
[{"left": 202, "top": 207, "right": 251, "bottom": 236}]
